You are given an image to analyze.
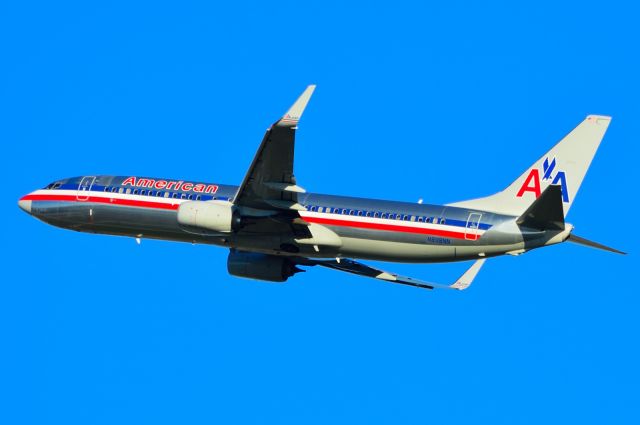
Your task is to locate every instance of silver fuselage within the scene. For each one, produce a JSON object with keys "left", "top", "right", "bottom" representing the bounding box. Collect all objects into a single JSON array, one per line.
[{"left": 19, "top": 175, "right": 572, "bottom": 262}]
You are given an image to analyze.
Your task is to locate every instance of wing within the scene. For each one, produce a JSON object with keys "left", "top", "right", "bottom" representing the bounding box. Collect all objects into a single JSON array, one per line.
[
  {"left": 309, "top": 258, "right": 487, "bottom": 290},
  {"left": 233, "top": 85, "right": 316, "bottom": 211}
]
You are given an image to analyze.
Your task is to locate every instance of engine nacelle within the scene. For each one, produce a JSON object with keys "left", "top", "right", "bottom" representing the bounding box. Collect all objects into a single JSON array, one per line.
[
  {"left": 227, "top": 251, "right": 302, "bottom": 283},
  {"left": 177, "top": 200, "right": 240, "bottom": 233}
]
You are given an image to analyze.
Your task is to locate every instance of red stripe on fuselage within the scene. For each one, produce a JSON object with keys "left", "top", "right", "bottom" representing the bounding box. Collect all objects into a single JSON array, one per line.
[
  {"left": 22, "top": 193, "right": 479, "bottom": 240},
  {"left": 302, "top": 216, "right": 475, "bottom": 240},
  {"left": 21, "top": 194, "right": 179, "bottom": 210}
]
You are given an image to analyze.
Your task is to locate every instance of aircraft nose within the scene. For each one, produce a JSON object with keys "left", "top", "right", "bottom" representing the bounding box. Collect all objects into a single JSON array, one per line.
[{"left": 18, "top": 197, "right": 32, "bottom": 214}]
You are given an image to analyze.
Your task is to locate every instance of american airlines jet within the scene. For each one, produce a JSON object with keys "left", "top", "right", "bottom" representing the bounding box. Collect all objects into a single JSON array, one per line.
[{"left": 18, "top": 86, "right": 625, "bottom": 290}]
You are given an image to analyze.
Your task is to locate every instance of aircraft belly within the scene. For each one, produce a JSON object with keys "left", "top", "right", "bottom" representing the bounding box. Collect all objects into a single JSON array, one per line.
[
  {"left": 41, "top": 202, "right": 228, "bottom": 245},
  {"left": 337, "top": 237, "right": 456, "bottom": 263},
  {"left": 454, "top": 243, "right": 525, "bottom": 260}
]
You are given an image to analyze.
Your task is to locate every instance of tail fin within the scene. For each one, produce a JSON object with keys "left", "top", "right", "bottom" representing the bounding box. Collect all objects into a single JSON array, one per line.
[{"left": 449, "top": 115, "right": 611, "bottom": 217}]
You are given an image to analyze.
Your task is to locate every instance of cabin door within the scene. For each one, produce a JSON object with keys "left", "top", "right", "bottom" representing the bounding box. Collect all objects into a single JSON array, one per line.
[
  {"left": 77, "top": 176, "right": 95, "bottom": 201},
  {"left": 465, "top": 212, "right": 482, "bottom": 241}
]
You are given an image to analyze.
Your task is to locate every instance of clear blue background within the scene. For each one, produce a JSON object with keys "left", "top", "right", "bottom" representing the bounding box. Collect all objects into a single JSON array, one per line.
[{"left": 1, "top": 1, "right": 637, "bottom": 424}]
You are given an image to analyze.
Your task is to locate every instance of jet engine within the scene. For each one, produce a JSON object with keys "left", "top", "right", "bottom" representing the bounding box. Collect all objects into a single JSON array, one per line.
[
  {"left": 227, "top": 250, "right": 303, "bottom": 282},
  {"left": 177, "top": 200, "right": 241, "bottom": 233}
]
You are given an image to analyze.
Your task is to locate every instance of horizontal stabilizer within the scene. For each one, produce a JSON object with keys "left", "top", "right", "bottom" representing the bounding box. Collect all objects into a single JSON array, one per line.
[
  {"left": 516, "top": 185, "right": 565, "bottom": 231},
  {"left": 567, "top": 234, "right": 626, "bottom": 255}
]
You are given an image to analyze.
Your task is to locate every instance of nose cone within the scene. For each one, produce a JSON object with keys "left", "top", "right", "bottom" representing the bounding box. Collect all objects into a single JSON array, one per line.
[{"left": 18, "top": 198, "right": 32, "bottom": 214}]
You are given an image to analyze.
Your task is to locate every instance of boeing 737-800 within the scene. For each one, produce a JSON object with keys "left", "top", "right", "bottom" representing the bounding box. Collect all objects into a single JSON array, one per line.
[{"left": 18, "top": 86, "right": 624, "bottom": 290}]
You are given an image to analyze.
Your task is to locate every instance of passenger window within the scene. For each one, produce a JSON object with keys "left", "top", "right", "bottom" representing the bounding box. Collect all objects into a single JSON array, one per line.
[
  {"left": 418, "top": 217, "right": 424, "bottom": 222},
  {"left": 196, "top": 195, "right": 201, "bottom": 200},
  {"left": 406, "top": 215, "right": 412, "bottom": 221},
  {"left": 357, "top": 211, "right": 363, "bottom": 216},
  {"left": 350, "top": 210, "right": 356, "bottom": 216},
  {"left": 373, "top": 212, "right": 379, "bottom": 218},
  {"left": 366, "top": 211, "right": 372, "bottom": 217},
  {"left": 140, "top": 190, "right": 146, "bottom": 196},
  {"left": 440, "top": 218, "right": 446, "bottom": 225},
  {"left": 343, "top": 209, "right": 349, "bottom": 215}
]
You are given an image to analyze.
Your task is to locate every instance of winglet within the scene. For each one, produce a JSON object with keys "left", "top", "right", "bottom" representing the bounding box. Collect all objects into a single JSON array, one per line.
[
  {"left": 277, "top": 85, "right": 316, "bottom": 127},
  {"left": 449, "top": 259, "right": 486, "bottom": 290}
]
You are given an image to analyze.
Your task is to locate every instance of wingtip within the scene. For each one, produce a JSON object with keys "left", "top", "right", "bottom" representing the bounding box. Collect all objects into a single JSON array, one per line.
[
  {"left": 450, "top": 259, "right": 486, "bottom": 290},
  {"left": 277, "top": 85, "right": 316, "bottom": 127},
  {"left": 586, "top": 115, "right": 612, "bottom": 123}
]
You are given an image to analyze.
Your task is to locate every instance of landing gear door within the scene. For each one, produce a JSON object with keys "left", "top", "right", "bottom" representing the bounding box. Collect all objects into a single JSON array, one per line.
[
  {"left": 77, "top": 176, "right": 95, "bottom": 201},
  {"left": 465, "top": 212, "right": 482, "bottom": 241}
]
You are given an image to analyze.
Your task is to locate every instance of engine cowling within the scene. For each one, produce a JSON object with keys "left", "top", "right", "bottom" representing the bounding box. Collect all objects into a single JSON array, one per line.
[
  {"left": 227, "top": 251, "right": 302, "bottom": 282},
  {"left": 177, "top": 200, "right": 240, "bottom": 233}
]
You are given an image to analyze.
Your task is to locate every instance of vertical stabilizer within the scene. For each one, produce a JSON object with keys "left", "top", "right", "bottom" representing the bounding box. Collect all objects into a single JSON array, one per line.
[{"left": 449, "top": 115, "right": 611, "bottom": 217}]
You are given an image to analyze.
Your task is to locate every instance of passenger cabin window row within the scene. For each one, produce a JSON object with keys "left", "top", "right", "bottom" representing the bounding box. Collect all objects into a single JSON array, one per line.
[
  {"left": 305, "top": 205, "right": 446, "bottom": 225},
  {"left": 101, "top": 186, "right": 216, "bottom": 202}
]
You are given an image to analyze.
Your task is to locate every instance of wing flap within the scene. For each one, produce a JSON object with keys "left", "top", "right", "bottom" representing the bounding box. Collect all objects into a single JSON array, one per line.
[{"left": 312, "top": 258, "right": 487, "bottom": 290}]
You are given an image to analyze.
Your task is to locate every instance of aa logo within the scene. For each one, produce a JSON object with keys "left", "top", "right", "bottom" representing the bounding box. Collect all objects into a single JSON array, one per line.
[{"left": 516, "top": 157, "right": 569, "bottom": 202}]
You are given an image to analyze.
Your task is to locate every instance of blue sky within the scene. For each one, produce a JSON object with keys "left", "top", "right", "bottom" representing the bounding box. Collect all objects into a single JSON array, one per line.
[{"left": 1, "top": 1, "right": 638, "bottom": 424}]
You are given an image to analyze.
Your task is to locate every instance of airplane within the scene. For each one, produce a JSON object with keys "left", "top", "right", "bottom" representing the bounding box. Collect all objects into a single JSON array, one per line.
[{"left": 17, "top": 85, "right": 625, "bottom": 290}]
